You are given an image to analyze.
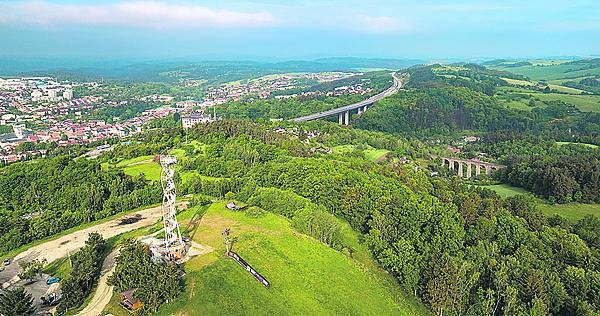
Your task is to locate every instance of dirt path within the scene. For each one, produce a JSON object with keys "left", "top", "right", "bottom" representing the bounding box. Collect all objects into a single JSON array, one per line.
[
  {"left": 1, "top": 202, "right": 187, "bottom": 289},
  {"left": 78, "top": 238, "right": 213, "bottom": 316},
  {"left": 78, "top": 249, "right": 120, "bottom": 316},
  {"left": 14, "top": 202, "right": 186, "bottom": 265}
]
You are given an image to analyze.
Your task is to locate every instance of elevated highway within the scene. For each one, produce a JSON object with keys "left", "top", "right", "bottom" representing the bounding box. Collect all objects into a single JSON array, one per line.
[{"left": 291, "top": 72, "right": 406, "bottom": 125}]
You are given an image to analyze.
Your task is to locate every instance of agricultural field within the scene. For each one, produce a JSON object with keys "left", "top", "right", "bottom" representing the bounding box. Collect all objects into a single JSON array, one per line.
[
  {"left": 104, "top": 202, "right": 427, "bottom": 315},
  {"left": 500, "top": 78, "right": 586, "bottom": 94},
  {"left": 495, "top": 86, "right": 600, "bottom": 112},
  {"left": 490, "top": 59, "right": 600, "bottom": 81},
  {"left": 500, "top": 78, "right": 536, "bottom": 86},
  {"left": 530, "top": 92, "right": 600, "bottom": 112}
]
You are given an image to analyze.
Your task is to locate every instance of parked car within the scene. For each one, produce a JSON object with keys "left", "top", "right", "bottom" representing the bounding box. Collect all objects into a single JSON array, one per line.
[
  {"left": 46, "top": 277, "right": 61, "bottom": 285},
  {"left": 3, "top": 259, "right": 10, "bottom": 266},
  {"left": 41, "top": 292, "right": 62, "bottom": 306}
]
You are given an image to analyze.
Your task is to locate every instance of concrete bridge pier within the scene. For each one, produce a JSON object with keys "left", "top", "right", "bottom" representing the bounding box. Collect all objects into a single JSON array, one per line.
[
  {"left": 476, "top": 164, "right": 481, "bottom": 176},
  {"left": 458, "top": 162, "right": 464, "bottom": 177},
  {"left": 338, "top": 113, "right": 343, "bottom": 125},
  {"left": 344, "top": 111, "right": 349, "bottom": 125},
  {"left": 466, "top": 163, "right": 472, "bottom": 179},
  {"left": 357, "top": 107, "right": 363, "bottom": 115}
]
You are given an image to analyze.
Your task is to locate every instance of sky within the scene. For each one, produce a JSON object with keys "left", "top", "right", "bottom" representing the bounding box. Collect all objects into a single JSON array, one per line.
[{"left": 0, "top": 0, "right": 598, "bottom": 61}]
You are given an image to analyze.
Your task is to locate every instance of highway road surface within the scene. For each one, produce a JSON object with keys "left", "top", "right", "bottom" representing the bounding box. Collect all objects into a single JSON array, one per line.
[{"left": 290, "top": 72, "right": 406, "bottom": 122}]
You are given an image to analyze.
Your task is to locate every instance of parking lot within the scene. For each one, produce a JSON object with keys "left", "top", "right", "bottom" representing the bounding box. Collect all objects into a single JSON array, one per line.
[{"left": 1, "top": 258, "right": 58, "bottom": 314}]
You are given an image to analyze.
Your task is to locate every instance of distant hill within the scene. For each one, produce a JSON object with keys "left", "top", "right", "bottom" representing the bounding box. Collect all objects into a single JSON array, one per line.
[
  {"left": 485, "top": 58, "right": 600, "bottom": 81},
  {"left": 0, "top": 57, "right": 424, "bottom": 83}
]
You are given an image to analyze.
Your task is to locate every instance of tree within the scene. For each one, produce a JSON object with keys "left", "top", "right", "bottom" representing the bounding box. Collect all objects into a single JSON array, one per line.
[
  {"left": 108, "top": 239, "right": 183, "bottom": 313},
  {"left": 18, "top": 258, "right": 47, "bottom": 282},
  {"left": 574, "top": 215, "right": 600, "bottom": 248},
  {"left": 57, "top": 233, "right": 105, "bottom": 313},
  {"left": 0, "top": 287, "right": 36, "bottom": 316},
  {"left": 425, "top": 254, "right": 473, "bottom": 316}
]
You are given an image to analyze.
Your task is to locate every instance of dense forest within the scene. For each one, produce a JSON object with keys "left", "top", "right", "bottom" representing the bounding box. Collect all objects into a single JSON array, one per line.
[
  {"left": 459, "top": 136, "right": 600, "bottom": 204},
  {"left": 0, "top": 157, "right": 161, "bottom": 253},
  {"left": 109, "top": 238, "right": 183, "bottom": 313},
  {"left": 498, "top": 149, "right": 600, "bottom": 204}
]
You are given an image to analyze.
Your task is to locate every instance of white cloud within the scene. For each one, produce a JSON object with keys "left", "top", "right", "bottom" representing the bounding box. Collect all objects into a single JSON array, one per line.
[
  {"left": 0, "top": 1, "right": 276, "bottom": 29},
  {"left": 354, "top": 15, "right": 412, "bottom": 33}
]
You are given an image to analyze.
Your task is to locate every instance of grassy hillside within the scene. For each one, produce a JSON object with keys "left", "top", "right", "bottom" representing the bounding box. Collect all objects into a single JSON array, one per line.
[
  {"left": 478, "top": 184, "right": 600, "bottom": 222},
  {"left": 105, "top": 202, "right": 428, "bottom": 315},
  {"left": 102, "top": 155, "right": 161, "bottom": 181},
  {"left": 538, "top": 203, "right": 600, "bottom": 223},
  {"left": 168, "top": 203, "right": 426, "bottom": 315}
]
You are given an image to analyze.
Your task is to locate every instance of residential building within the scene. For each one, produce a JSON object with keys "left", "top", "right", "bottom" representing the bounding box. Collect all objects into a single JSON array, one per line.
[{"left": 182, "top": 112, "right": 214, "bottom": 128}]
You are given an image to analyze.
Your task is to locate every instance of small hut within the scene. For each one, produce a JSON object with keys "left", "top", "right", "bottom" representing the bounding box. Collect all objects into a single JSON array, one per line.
[
  {"left": 119, "top": 289, "right": 144, "bottom": 312},
  {"left": 226, "top": 201, "right": 240, "bottom": 210}
]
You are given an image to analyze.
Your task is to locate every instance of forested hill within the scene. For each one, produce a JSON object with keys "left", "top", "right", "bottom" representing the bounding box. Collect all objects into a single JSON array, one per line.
[
  {"left": 156, "top": 122, "right": 600, "bottom": 314},
  {"left": 2, "top": 57, "right": 422, "bottom": 83},
  {"left": 0, "top": 157, "right": 161, "bottom": 252},
  {"left": 353, "top": 64, "right": 600, "bottom": 145}
]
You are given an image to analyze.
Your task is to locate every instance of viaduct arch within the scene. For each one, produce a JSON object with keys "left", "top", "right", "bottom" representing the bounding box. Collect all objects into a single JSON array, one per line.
[{"left": 440, "top": 157, "right": 505, "bottom": 178}]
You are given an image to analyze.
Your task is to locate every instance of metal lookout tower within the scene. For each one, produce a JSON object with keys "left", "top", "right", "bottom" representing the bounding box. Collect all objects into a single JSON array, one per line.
[{"left": 155, "top": 155, "right": 186, "bottom": 260}]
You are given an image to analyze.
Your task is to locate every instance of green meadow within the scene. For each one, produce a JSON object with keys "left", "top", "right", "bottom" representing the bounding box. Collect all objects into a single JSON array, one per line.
[
  {"left": 537, "top": 203, "right": 600, "bottom": 223},
  {"left": 102, "top": 202, "right": 428, "bottom": 315},
  {"left": 478, "top": 184, "right": 530, "bottom": 198},
  {"left": 333, "top": 144, "right": 390, "bottom": 162},
  {"left": 478, "top": 184, "right": 600, "bottom": 223},
  {"left": 102, "top": 155, "right": 161, "bottom": 181}
]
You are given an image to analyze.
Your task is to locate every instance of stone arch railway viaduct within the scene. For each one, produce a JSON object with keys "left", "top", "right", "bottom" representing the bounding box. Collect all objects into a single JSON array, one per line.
[{"left": 440, "top": 157, "right": 505, "bottom": 178}]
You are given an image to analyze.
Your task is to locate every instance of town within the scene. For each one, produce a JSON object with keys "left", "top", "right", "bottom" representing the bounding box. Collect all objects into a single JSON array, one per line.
[{"left": 0, "top": 72, "right": 376, "bottom": 163}]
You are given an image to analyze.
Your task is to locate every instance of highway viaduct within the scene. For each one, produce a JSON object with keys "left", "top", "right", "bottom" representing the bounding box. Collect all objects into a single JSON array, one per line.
[{"left": 290, "top": 72, "right": 407, "bottom": 125}]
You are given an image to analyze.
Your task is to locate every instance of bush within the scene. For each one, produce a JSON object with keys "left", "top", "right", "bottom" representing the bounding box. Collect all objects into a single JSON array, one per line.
[
  {"left": 292, "top": 206, "right": 344, "bottom": 250},
  {"left": 248, "top": 187, "right": 345, "bottom": 249},
  {"left": 245, "top": 206, "right": 266, "bottom": 218}
]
